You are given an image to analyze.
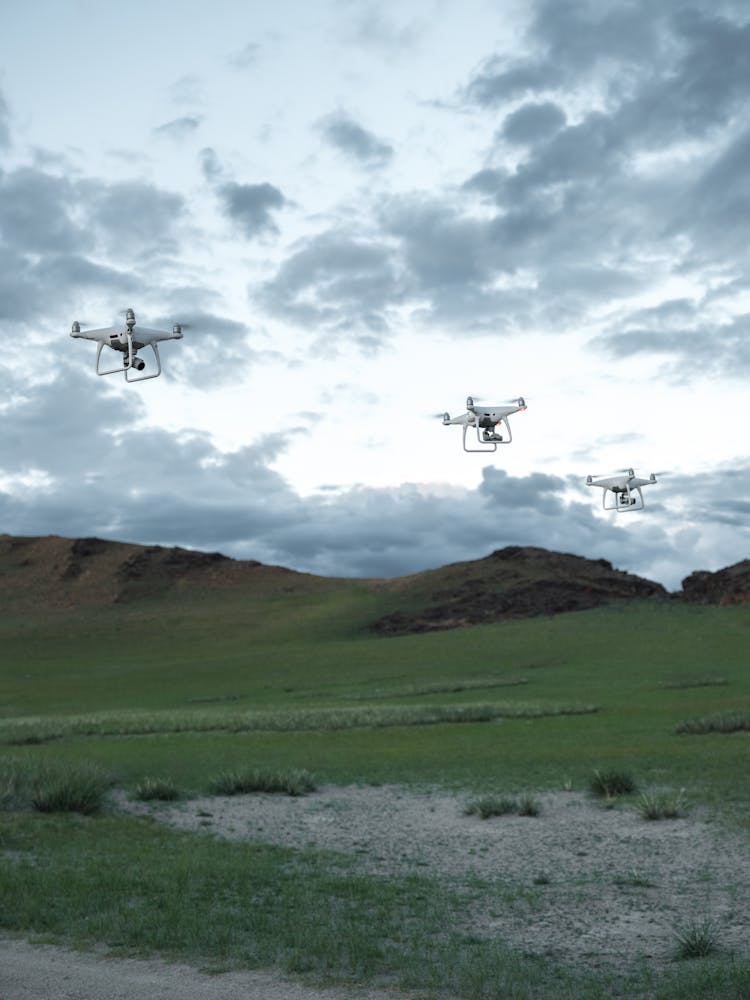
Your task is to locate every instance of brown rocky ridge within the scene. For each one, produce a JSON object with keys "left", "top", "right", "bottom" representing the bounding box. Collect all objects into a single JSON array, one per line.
[{"left": 679, "top": 558, "right": 750, "bottom": 605}]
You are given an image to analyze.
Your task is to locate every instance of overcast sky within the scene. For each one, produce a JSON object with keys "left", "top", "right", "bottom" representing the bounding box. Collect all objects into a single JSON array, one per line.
[{"left": 1, "top": 0, "right": 748, "bottom": 589}]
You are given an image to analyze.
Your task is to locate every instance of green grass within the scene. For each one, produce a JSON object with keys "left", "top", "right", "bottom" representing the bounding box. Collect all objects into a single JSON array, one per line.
[
  {"left": 0, "top": 588, "right": 749, "bottom": 996},
  {"left": 674, "top": 918, "right": 721, "bottom": 960},
  {"left": 636, "top": 789, "right": 687, "bottom": 820},
  {"left": 589, "top": 768, "right": 637, "bottom": 799},
  {"left": 208, "top": 766, "right": 315, "bottom": 796},
  {"left": 132, "top": 777, "right": 181, "bottom": 801},
  {"left": 676, "top": 711, "right": 750, "bottom": 735},
  {"left": 0, "top": 757, "right": 112, "bottom": 814}
]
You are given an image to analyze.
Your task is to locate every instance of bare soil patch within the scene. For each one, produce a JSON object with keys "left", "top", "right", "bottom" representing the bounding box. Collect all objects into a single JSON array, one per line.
[{"left": 123, "top": 785, "right": 749, "bottom": 971}]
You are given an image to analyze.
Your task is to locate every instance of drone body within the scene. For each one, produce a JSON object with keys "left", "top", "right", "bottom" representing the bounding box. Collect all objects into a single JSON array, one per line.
[
  {"left": 586, "top": 469, "right": 658, "bottom": 512},
  {"left": 71, "top": 308, "right": 183, "bottom": 382},
  {"left": 442, "top": 395, "right": 526, "bottom": 452}
]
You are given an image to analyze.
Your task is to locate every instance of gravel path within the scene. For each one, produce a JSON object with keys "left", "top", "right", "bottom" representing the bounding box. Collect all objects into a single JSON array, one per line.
[{"left": 0, "top": 937, "right": 407, "bottom": 1000}]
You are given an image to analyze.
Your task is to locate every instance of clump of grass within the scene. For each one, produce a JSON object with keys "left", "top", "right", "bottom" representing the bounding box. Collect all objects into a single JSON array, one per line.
[
  {"left": 208, "top": 767, "right": 315, "bottom": 797},
  {"left": 132, "top": 777, "right": 181, "bottom": 802},
  {"left": 674, "top": 917, "right": 720, "bottom": 959},
  {"left": 464, "top": 794, "right": 539, "bottom": 819},
  {"left": 637, "top": 789, "right": 687, "bottom": 820},
  {"left": 613, "top": 868, "right": 655, "bottom": 889},
  {"left": 676, "top": 711, "right": 750, "bottom": 735},
  {"left": 30, "top": 761, "right": 112, "bottom": 815},
  {"left": 517, "top": 794, "right": 540, "bottom": 817},
  {"left": 1, "top": 758, "right": 112, "bottom": 814},
  {"left": 589, "top": 767, "right": 637, "bottom": 799}
]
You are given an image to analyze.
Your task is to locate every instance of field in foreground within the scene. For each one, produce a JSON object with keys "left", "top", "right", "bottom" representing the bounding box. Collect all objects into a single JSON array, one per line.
[{"left": 1, "top": 577, "right": 749, "bottom": 998}]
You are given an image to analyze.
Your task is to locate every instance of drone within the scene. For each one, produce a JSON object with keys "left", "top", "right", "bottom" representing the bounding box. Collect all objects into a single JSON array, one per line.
[
  {"left": 586, "top": 469, "right": 658, "bottom": 512},
  {"left": 441, "top": 396, "right": 527, "bottom": 452},
  {"left": 70, "top": 308, "right": 183, "bottom": 382}
]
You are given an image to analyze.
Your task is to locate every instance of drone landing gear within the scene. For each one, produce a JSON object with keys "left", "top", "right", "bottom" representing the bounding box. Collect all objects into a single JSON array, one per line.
[
  {"left": 462, "top": 418, "right": 512, "bottom": 453},
  {"left": 603, "top": 487, "right": 644, "bottom": 512},
  {"left": 95, "top": 336, "right": 162, "bottom": 382}
]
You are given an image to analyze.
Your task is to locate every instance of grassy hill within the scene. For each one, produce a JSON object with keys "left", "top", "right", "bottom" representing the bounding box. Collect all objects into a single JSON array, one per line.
[{"left": 1, "top": 534, "right": 749, "bottom": 998}]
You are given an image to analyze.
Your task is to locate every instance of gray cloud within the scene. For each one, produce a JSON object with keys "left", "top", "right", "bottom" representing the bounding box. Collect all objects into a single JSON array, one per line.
[
  {"left": 0, "top": 89, "right": 10, "bottom": 150},
  {"left": 228, "top": 42, "right": 261, "bottom": 69},
  {"left": 318, "top": 112, "right": 393, "bottom": 168},
  {"left": 258, "top": 229, "right": 403, "bottom": 346},
  {"left": 217, "top": 180, "right": 287, "bottom": 238},
  {"left": 500, "top": 102, "right": 566, "bottom": 145},
  {"left": 154, "top": 115, "right": 203, "bottom": 140}
]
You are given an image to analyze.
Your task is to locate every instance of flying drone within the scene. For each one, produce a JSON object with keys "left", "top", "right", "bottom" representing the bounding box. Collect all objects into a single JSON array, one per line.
[
  {"left": 586, "top": 468, "right": 659, "bottom": 512},
  {"left": 70, "top": 308, "right": 183, "bottom": 382},
  {"left": 441, "top": 396, "right": 527, "bottom": 452}
]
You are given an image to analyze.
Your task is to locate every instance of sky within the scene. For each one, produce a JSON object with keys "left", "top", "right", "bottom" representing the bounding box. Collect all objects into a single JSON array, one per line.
[{"left": 0, "top": 0, "right": 749, "bottom": 589}]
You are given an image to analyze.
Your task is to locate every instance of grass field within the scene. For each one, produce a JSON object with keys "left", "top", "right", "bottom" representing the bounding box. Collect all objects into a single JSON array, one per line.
[{"left": 1, "top": 578, "right": 749, "bottom": 998}]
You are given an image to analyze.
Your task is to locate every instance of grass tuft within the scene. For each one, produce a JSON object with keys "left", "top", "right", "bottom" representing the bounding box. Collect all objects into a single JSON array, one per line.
[
  {"left": 1, "top": 757, "right": 112, "bottom": 814},
  {"left": 208, "top": 767, "right": 316, "bottom": 797},
  {"left": 674, "top": 917, "right": 720, "bottom": 960},
  {"left": 637, "top": 789, "right": 687, "bottom": 820},
  {"left": 589, "top": 767, "right": 637, "bottom": 799},
  {"left": 676, "top": 711, "right": 750, "bottom": 735},
  {"left": 464, "top": 794, "right": 539, "bottom": 819},
  {"left": 132, "top": 777, "right": 181, "bottom": 802}
]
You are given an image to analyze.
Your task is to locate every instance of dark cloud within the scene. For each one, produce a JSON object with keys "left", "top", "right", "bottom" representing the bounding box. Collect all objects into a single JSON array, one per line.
[
  {"left": 0, "top": 167, "right": 82, "bottom": 254},
  {"left": 258, "top": 229, "right": 403, "bottom": 346},
  {"left": 500, "top": 102, "right": 566, "bottom": 145},
  {"left": 153, "top": 115, "right": 202, "bottom": 140},
  {"left": 152, "top": 309, "right": 265, "bottom": 388},
  {"left": 318, "top": 112, "right": 393, "bottom": 167},
  {"left": 79, "top": 179, "right": 186, "bottom": 258},
  {"left": 217, "top": 181, "right": 287, "bottom": 238}
]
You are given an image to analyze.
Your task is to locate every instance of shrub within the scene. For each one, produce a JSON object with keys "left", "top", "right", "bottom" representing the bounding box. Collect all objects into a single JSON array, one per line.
[
  {"left": 208, "top": 767, "right": 315, "bottom": 797},
  {"left": 589, "top": 768, "right": 637, "bottom": 798},
  {"left": 674, "top": 917, "right": 720, "bottom": 959},
  {"left": 517, "top": 794, "right": 540, "bottom": 817},
  {"left": 133, "top": 777, "right": 181, "bottom": 802}
]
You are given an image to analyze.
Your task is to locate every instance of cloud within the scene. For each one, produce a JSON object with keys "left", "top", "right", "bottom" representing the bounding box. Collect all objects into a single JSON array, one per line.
[
  {"left": 258, "top": 229, "right": 403, "bottom": 347},
  {"left": 228, "top": 42, "right": 261, "bottom": 69},
  {"left": 317, "top": 111, "right": 393, "bottom": 168},
  {"left": 0, "top": 89, "right": 10, "bottom": 150},
  {"left": 500, "top": 101, "right": 567, "bottom": 145},
  {"left": 2, "top": 364, "right": 736, "bottom": 588},
  {"left": 153, "top": 115, "right": 203, "bottom": 140},
  {"left": 217, "top": 180, "right": 287, "bottom": 238}
]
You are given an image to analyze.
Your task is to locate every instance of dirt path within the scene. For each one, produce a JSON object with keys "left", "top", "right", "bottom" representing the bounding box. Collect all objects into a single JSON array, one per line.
[{"left": 0, "top": 937, "right": 405, "bottom": 1000}]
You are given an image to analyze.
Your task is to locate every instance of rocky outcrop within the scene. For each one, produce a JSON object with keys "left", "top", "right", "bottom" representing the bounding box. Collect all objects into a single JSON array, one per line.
[
  {"left": 679, "top": 560, "right": 750, "bottom": 605},
  {"left": 370, "top": 545, "right": 667, "bottom": 635}
]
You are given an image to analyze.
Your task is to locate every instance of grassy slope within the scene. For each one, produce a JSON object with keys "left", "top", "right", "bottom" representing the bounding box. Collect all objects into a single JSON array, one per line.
[{"left": 1, "top": 579, "right": 749, "bottom": 998}]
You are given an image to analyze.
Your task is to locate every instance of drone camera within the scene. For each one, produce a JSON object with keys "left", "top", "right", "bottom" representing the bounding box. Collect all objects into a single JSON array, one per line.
[{"left": 128, "top": 357, "right": 146, "bottom": 371}]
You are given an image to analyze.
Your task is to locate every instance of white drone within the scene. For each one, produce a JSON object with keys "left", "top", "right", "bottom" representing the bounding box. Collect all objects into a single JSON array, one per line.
[
  {"left": 586, "top": 468, "right": 658, "bottom": 512},
  {"left": 70, "top": 308, "right": 183, "bottom": 382},
  {"left": 442, "top": 396, "right": 527, "bottom": 452}
]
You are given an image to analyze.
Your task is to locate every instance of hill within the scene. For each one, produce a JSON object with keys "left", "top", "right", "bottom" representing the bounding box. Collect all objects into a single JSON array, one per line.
[
  {"left": 369, "top": 545, "right": 667, "bottom": 634},
  {"left": 1, "top": 533, "right": 747, "bottom": 632},
  {"left": 0, "top": 533, "right": 340, "bottom": 611}
]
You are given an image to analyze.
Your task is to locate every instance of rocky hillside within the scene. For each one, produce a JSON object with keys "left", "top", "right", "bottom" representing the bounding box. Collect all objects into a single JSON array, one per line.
[
  {"left": 679, "top": 559, "right": 750, "bottom": 605},
  {"left": 368, "top": 545, "right": 668, "bottom": 635},
  {"left": 0, "top": 534, "right": 329, "bottom": 610},
  {"left": 1, "top": 534, "right": 747, "bottom": 628}
]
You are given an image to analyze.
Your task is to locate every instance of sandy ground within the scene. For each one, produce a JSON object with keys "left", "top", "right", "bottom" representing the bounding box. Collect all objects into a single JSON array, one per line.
[
  {"left": 3, "top": 784, "right": 748, "bottom": 998},
  {"left": 0, "top": 937, "right": 404, "bottom": 1000}
]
